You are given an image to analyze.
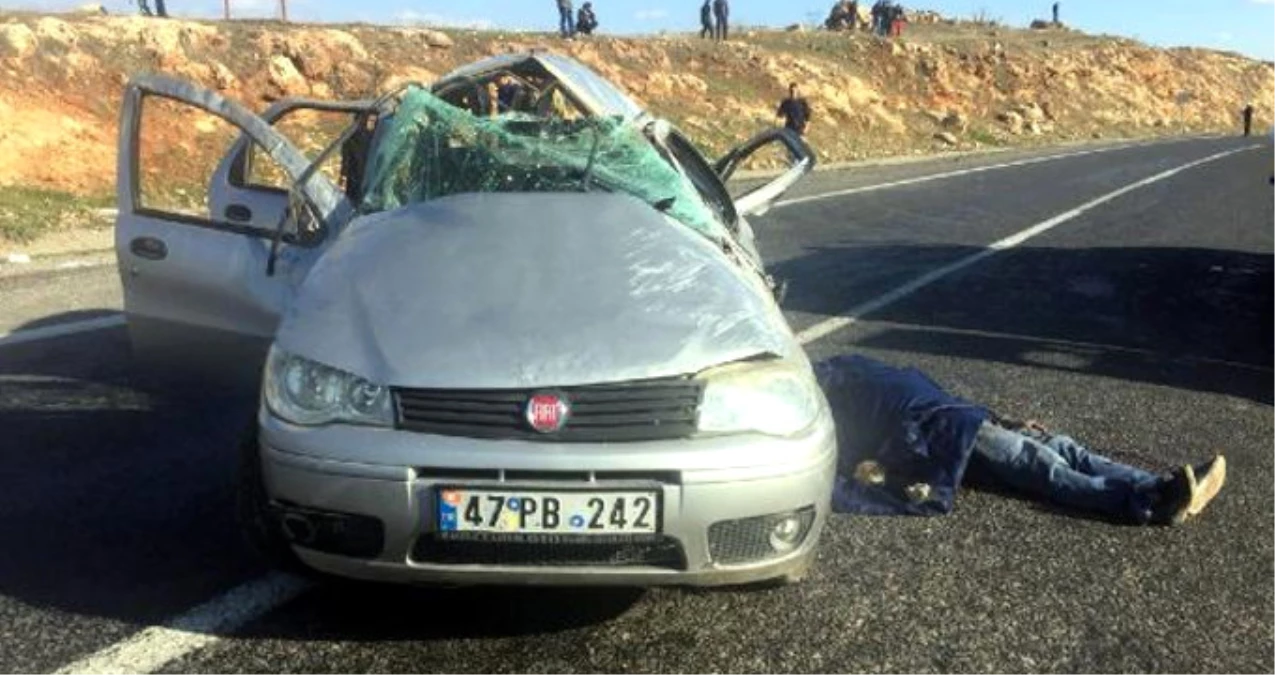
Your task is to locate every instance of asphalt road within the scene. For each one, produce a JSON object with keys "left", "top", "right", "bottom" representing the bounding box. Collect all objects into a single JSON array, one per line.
[{"left": 1, "top": 136, "right": 1271, "bottom": 673}]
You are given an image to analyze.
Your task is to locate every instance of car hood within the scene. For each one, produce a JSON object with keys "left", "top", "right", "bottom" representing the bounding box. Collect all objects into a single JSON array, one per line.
[{"left": 275, "top": 193, "right": 796, "bottom": 389}]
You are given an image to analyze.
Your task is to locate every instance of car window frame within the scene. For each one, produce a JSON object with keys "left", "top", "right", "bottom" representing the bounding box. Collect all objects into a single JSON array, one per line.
[
  {"left": 657, "top": 127, "right": 740, "bottom": 233},
  {"left": 128, "top": 90, "right": 325, "bottom": 246}
]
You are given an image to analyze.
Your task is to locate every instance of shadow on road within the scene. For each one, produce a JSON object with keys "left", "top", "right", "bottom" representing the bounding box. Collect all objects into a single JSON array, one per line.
[
  {"left": 237, "top": 581, "right": 643, "bottom": 641},
  {"left": 0, "top": 320, "right": 644, "bottom": 644},
  {"left": 772, "top": 242, "right": 1274, "bottom": 404}
]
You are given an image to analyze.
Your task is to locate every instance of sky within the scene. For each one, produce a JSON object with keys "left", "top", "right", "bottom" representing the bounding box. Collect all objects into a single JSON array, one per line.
[{"left": 11, "top": 0, "right": 1275, "bottom": 60}]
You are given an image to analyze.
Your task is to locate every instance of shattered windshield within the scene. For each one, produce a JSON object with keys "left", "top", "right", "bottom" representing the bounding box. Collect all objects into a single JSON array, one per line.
[{"left": 358, "top": 87, "right": 725, "bottom": 239}]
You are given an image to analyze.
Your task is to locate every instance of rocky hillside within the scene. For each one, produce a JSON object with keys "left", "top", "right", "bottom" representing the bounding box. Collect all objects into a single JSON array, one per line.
[{"left": 0, "top": 9, "right": 1270, "bottom": 239}]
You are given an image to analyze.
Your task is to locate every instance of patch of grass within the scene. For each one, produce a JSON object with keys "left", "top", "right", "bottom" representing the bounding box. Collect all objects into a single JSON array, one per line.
[
  {"left": 966, "top": 127, "right": 1006, "bottom": 146},
  {"left": 0, "top": 187, "right": 114, "bottom": 244}
]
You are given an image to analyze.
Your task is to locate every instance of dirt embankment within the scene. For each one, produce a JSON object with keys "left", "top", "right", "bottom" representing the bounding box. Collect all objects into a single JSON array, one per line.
[{"left": 0, "top": 10, "right": 1270, "bottom": 243}]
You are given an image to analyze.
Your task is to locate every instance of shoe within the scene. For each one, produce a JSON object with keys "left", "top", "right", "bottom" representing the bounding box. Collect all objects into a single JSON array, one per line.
[
  {"left": 1187, "top": 455, "right": 1226, "bottom": 517},
  {"left": 1149, "top": 465, "right": 1195, "bottom": 526}
]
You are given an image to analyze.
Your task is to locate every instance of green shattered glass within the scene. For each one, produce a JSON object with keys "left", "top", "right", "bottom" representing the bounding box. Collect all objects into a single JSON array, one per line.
[{"left": 359, "top": 86, "right": 723, "bottom": 239}]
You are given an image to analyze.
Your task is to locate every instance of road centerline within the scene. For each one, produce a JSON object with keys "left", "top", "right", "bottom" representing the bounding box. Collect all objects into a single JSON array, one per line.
[
  {"left": 794, "top": 144, "right": 1259, "bottom": 345},
  {"left": 772, "top": 137, "right": 1198, "bottom": 209}
]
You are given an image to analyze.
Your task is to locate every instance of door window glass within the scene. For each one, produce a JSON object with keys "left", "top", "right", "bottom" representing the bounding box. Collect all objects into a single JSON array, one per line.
[
  {"left": 135, "top": 94, "right": 313, "bottom": 236},
  {"left": 135, "top": 94, "right": 241, "bottom": 222},
  {"left": 241, "top": 108, "right": 359, "bottom": 192}
]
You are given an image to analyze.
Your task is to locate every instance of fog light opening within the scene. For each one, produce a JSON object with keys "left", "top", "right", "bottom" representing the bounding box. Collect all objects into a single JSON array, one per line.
[
  {"left": 281, "top": 512, "right": 316, "bottom": 545},
  {"left": 768, "top": 513, "right": 804, "bottom": 553}
]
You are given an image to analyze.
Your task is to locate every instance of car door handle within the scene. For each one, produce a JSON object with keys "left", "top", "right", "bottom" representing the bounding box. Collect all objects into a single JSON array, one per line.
[
  {"left": 224, "top": 204, "right": 253, "bottom": 223},
  {"left": 129, "top": 236, "right": 167, "bottom": 261}
]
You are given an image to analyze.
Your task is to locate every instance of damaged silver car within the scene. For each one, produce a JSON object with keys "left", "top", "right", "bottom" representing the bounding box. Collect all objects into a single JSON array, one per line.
[{"left": 115, "top": 53, "right": 835, "bottom": 586}]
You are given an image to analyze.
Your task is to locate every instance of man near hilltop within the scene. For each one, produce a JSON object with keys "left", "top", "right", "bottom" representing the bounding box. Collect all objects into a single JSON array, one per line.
[
  {"left": 712, "top": 0, "right": 730, "bottom": 41},
  {"left": 556, "top": 0, "right": 575, "bottom": 38},
  {"left": 576, "top": 2, "right": 599, "bottom": 35},
  {"left": 776, "top": 83, "right": 813, "bottom": 136},
  {"left": 700, "top": 0, "right": 714, "bottom": 39},
  {"left": 817, "top": 354, "right": 1228, "bottom": 524}
]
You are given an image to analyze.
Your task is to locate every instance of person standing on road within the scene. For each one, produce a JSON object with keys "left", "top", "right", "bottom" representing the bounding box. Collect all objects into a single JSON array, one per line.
[
  {"left": 712, "top": 0, "right": 730, "bottom": 41},
  {"left": 1242, "top": 103, "right": 1255, "bottom": 137},
  {"left": 556, "top": 0, "right": 575, "bottom": 38},
  {"left": 776, "top": 83, "right": 813, "bottom": 136},
  {"left": 817, "top": 354, "right": 1227, "bottom": 524},
  {"left": 700, "top": 0, "right": 714, "bottom": 38}
]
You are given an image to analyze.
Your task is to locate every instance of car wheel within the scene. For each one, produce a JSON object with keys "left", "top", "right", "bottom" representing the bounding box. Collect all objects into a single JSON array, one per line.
[{"left": 236, "top": 423, "right": 311, "bottom": 576}]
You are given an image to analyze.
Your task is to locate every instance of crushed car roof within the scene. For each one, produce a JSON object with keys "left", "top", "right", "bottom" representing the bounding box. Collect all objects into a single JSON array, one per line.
[{"left": 435, "top": 52, "right": 646, "bottom": 122}]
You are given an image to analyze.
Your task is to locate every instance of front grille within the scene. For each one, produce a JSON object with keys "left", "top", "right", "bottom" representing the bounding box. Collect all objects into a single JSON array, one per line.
[
  {"left": 708, "top": 508, "right": 816, "bottom": 565},
  {"left": 395, "top": 377, "right": 702, "bottom": 442},
  {"left": 411, "top": 534, "right": 687, "bottom": 569}
]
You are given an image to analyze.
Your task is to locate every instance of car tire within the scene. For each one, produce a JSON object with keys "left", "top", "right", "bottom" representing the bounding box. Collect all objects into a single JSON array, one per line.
[{"left": 236, "top": 423, "right": 311, "bottom": 576}]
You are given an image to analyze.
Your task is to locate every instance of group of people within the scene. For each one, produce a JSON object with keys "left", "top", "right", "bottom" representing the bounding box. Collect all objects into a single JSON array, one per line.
[
  {"left": 554, "top": 0, "right": 599, "bottom": 38},
  {"left": 870, "top": 0, "right": 908, "bottom": 37},
  {"left": 699, "top": 0, "right": 731, "bottom": 41},
  {"left": 823, "top": 1, "right": 908, "bottom": 38}
]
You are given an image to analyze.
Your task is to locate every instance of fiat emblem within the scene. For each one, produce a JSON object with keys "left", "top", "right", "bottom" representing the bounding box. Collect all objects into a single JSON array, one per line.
[{"left": 525, "top": 392, "right": 570, "bottom": 433}]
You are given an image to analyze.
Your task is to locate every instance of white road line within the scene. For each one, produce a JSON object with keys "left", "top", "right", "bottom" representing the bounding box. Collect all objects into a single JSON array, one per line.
[
  {"left": 795, "top": 145, "right": 1259, "bottom": 345},
  {"left": 774, "top": 137, "right": 1198, "bottom": 209},
  {"left": 45, "top": 141, "right": 1254, "bottom": 675},
  {"left": 0, "top": 315, "right": 124, "bottom": 349},
  {"left": 54, "top": 573, "right": 310, "bottom": 675}
]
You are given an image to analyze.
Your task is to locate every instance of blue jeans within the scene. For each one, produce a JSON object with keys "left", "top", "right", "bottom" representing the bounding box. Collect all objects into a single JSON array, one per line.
[
  {"left": 971, "top": 422, "right": 1160, "bottom": 522},
  {"left": 558, "top": 6, "right": 575, "bottom": 36}
]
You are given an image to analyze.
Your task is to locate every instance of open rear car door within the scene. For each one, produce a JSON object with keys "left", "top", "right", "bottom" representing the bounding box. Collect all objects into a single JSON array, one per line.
[{"left": 115, "top": 75, "right": 357, "bottom": 391}]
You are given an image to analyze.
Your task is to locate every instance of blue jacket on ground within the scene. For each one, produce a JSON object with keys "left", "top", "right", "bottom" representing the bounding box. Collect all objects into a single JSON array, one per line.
[{"left": 815, "top": 355, "right": 989, "bottom": 516}]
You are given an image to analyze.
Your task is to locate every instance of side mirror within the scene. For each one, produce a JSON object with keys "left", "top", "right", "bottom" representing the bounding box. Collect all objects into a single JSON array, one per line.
[{"left": 714, "top": 128, "right": 816, "bottom": 217}]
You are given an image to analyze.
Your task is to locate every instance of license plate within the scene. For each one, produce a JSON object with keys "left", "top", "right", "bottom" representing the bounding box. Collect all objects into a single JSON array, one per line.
[{"left": 436, "top": 488, "right": 660, "bottom": 535}]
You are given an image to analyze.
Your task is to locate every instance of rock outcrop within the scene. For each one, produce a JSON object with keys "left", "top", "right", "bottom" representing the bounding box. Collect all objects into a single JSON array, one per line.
[{"left": 0, "top": 11, "right": 1269, "bottom": 194}]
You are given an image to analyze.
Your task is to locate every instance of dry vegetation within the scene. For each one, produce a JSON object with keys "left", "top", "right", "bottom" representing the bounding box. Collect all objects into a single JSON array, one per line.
[{"left": 0, "top": 9, "right": 1270, "bottom": 243}]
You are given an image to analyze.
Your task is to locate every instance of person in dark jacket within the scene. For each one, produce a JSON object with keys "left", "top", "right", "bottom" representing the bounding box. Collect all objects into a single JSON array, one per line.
[
  {"left": 495, "top": 75, "right": 524, "bottom": 113},
  {"left": 870, "top": 0, "right": 889, "bottom": 36},
  {"left": 556, "top": 0, "right": 575, "bottom": 37},
  {"left": 816, "top": 354, "right": 1227, "bottom": 524},
  {"left": 700, "top": 0, "right": 714, "bottom": 38},
  {"left": 576, "top": 2, "right": 598, "bottom": 35},
  {"left": 826, "top": 0, "right": 854, "bottom": 30},
  {"left": 776, "top": 83, "right": 813, "bottom": 136},
  {"left": 1242, "top": 103, "right": 1255, "bottom": 137},
  {"left": 712, "top": 0, "right": 730, "bottom": 41}
]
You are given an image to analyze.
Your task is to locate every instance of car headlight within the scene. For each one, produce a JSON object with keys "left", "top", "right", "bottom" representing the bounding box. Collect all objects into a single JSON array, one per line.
[
  {"left": 696, "top": 360, "right": 820, "bottom": 437},
  {"left": 263, "top": 346, "right": 393, "bottom": 427}
]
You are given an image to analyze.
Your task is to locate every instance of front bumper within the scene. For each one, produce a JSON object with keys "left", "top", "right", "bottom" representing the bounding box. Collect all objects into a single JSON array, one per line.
[{"left": 259, "top": 408, "right": 837, "bottom": 587}]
